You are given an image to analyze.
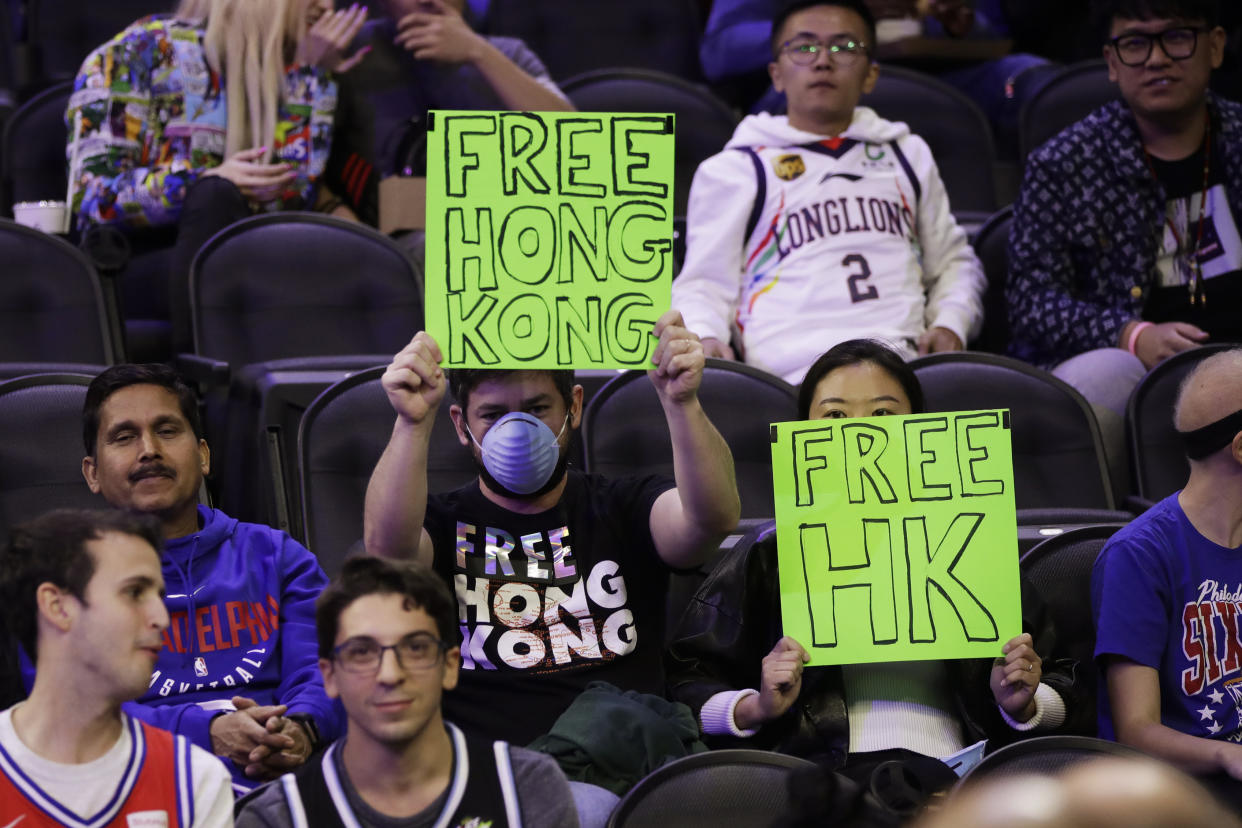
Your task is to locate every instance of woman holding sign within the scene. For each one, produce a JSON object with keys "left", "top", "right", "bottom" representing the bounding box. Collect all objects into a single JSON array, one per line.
[{"left": 666, "top": 339, "right": 1089, "bottom": 806}]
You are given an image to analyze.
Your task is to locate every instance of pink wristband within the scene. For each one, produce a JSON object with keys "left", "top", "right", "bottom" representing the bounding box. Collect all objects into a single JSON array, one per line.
[{"left": 1126, "top": 321, "right": 1154, "bottom": 356}]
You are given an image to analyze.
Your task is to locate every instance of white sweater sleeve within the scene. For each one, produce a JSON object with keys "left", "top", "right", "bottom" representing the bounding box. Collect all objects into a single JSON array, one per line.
[
  {"left": 190, "top": 745, "right": 236, "bottom": 827},
  {"left": 907, "top": 135, "right": 986, "bottom": 344},
  {"left": 671, "top": 148, "right": 759, "bottom": 344}
]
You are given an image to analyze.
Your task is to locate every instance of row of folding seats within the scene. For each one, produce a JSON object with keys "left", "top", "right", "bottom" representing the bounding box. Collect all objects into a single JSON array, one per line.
[
  {"left": 0, "top": 344, "right": 1215, "bottom": 570},
  {"left": 566, "top": 729, "right": 1143, "bottom": 824},
  {"left": 0, "top": 196, "right": 1044, "bottom": 403},
  {"left": 3, "top": 58, "right": 1119, "bottom": 226}
]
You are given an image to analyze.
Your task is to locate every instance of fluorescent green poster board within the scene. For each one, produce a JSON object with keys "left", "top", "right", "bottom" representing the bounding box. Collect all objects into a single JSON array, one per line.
[
  {"left": 770, "top": 410, "right": 1021, "bottom": 666},
  {"left": 423, "top": 110, "right": 675, "bottom": 369}
]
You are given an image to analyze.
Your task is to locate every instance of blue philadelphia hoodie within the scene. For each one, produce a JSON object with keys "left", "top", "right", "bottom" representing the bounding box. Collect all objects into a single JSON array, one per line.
[{"left": 24, "top": 505, "right": 342, "bottom": 789}]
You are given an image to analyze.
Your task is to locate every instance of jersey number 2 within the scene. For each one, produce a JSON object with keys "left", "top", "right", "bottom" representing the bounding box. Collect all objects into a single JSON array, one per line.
[{"left": 844, "top": 254, "right": 878, "bottom": 303}]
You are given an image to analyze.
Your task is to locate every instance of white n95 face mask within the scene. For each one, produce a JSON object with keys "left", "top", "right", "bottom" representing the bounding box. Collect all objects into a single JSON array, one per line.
[{"left": 466, "top": 411, "right": 570, "bottom": 496}]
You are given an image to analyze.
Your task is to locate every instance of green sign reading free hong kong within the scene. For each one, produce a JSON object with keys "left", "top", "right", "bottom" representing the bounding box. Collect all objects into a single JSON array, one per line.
[
  {"left": 770, "top": 410, "right": 1022, "bottom": 667},
  {"left": 424, "top": 110, "right": 675, "bottom": 369}
]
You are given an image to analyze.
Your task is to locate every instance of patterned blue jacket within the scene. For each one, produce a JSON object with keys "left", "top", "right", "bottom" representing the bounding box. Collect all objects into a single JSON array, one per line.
[{"left": 1006, "top": 94, "right": 1242, "bottom": 368}]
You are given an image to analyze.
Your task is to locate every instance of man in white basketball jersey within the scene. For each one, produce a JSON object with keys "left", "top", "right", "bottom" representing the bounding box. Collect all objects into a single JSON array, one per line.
[
  {"left": 673, "top": 0, "right": 985, "bottom": 384},
  {"left": 0, "top": 509, "right": 232, "bottom": 827}
]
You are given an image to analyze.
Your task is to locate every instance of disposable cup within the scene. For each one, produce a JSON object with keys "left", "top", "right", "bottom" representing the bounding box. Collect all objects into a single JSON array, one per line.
[{"left": 12, "top": 200, "right": 69, "bottom": 234}]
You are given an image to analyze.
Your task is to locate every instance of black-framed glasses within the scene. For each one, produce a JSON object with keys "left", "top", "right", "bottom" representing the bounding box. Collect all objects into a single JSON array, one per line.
[
  {"left": 1109, "top": 26, "right": 1206, "bottom": 66},
  {"left": 332, "top": 632, "right": 448, "bottom": 673},
  {"left": 779, "top": 35, "right": 870, "bottom": 66}
]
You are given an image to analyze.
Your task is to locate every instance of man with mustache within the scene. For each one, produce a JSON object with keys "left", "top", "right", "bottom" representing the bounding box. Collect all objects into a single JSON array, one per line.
[{"left": 48, "top": 364, "right": 341, "bottom": 793}]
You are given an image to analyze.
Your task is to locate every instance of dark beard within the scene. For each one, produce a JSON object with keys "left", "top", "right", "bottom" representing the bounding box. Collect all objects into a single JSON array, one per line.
[{"left": 474, "top": 445, "right": 572, "bottom": 500}]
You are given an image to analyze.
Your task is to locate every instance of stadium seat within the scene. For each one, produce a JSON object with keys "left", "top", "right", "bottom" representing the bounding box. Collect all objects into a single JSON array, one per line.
[
  {"left": 188, "top": 213, "right": 423, "bottom": 367},
  {"left": 0, "top": 373, "right": 104, "bottom": 542},
  {"left": 21, "top": 1, "right": 176, "bottom": 92},
  {"left": 969, "top": 206, "right": 1013, "bottom": 355},
  {"left": 185, "top": 212, "right": 423, "bottom": 527},
  {"left": 232, "top": 359, "right": 392, "bottom": 540},
  {"left": 0, "top": 369, "right": 101, "bottom": 715},
  {"left": 297, "top": 368, "right": 476, "bottom": 574},
  {"left": 560, "top": 69, "right": 739, "bottom": 216},
  {"left": 1019, "top": 60, "right": 1119, "bottom": 164},
  {"left": 0, "top": 218, "right": 122, "bottom": 375},
  {"left": 1, "top": 79, "right": 71, "bottom": 214},
  {"left": 910, "top": 352, "right": 1125, "bottom": 516},
  {"left": 961, "top": 735, "right": 1145, "bottom": 784},
  {"left": 486, "top": 0, "right": 704, "bottom": 82},
  {"left": 860, "top": 64, "right": 998, "bottom": 226},
  {"left": 607, "top": 749, "right": 816, "bottom": 828},
  {"left": 1126, "top": 344, "right": 1236, "bottom": 502},
  {"left": 582, "top": 360, "right": 797, "bottom": 522},
  {"left": 1019, "top": 524, "right": 1125, "bottom": 737}
]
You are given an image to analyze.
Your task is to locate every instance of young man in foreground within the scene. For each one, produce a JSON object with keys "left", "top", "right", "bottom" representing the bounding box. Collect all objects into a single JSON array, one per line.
[{"left": 0, "top": 509, "right": 232, "bottom": 825}]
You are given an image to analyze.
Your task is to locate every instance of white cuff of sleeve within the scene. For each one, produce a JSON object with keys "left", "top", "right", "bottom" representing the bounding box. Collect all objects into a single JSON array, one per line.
[
  {"left": 700, "top": 689, "right": 760, "bottom": 737},
  {"left": 999, "top": 682, "right": 1066, "bottom": 732},
  {"left": 928, "top": 314, "right": 972, "bottom": 347}
]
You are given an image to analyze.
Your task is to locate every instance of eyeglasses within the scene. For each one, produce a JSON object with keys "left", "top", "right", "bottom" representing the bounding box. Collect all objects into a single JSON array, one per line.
[
  {"left": 1109, "top": 26, "right": 1206, "bottom": 66},
  {"left": 332, "top": 632, "right": 448, "bottom": 674},
  {"left": 779, "top": 35, "right": 870, "bottom": 66}
]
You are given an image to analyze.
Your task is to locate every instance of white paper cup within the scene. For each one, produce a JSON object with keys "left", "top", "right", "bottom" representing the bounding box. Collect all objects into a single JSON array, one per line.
[{"left": 12, "top": 200, "right": 69, "bottom": 234}]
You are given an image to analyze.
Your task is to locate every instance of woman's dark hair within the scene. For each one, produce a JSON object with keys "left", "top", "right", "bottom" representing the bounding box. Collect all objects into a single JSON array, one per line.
[{"left": 797, "top": 339, "right": 925, "bottom": 419}]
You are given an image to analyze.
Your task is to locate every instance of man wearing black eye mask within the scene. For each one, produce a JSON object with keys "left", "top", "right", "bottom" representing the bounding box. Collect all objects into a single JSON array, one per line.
[
  {"left": 1093, "top": 348, "right": 1242, "bottom": 806},
  {"left": 362, "top": 310, "right": 741, "bottom": 748}
]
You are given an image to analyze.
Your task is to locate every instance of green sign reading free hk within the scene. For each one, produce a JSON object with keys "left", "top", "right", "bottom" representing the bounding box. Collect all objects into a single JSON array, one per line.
[
  {"left": 424, "top": 110, "right": 675, "bottom": 369},
  {"left": 770, "top": 410, "right": 1022, "bottom": 666}
]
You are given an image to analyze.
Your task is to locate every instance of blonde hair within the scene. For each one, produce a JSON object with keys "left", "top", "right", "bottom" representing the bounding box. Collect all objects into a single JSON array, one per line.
[{"left": 176, "top": 0, "right": 312, "bottom": 159}]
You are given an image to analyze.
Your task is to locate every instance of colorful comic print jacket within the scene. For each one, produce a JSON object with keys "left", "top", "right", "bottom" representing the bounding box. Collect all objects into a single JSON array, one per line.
[
  {"left": 66, "top": 15, "right": 337, "bottom": 231},
  {"left": 1006, "top": 94, "right": 1242, "bottom": 368}
]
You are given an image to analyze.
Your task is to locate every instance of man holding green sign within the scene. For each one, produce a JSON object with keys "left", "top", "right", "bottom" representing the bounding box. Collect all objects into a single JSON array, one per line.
[
  {"left": 360, "top": 108, "right": 742, "bottom": 748},
  {"left": 668, "top": 340, "right": 1087, "bottom": 786},
  {"left": 362, "top": 310, "right": 740, "bottom": 746}
]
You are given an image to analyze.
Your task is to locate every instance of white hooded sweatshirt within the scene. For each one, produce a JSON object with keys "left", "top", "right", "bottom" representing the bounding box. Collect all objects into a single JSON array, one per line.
[{"left": 672, "top": 109, "right": 985, "bottom": 384}]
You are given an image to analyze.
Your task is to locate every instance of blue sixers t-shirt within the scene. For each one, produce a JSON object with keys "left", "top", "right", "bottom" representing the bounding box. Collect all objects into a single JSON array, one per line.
[{"left": 1092, "top": 494, "right": 1242, "bottom": 741}]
